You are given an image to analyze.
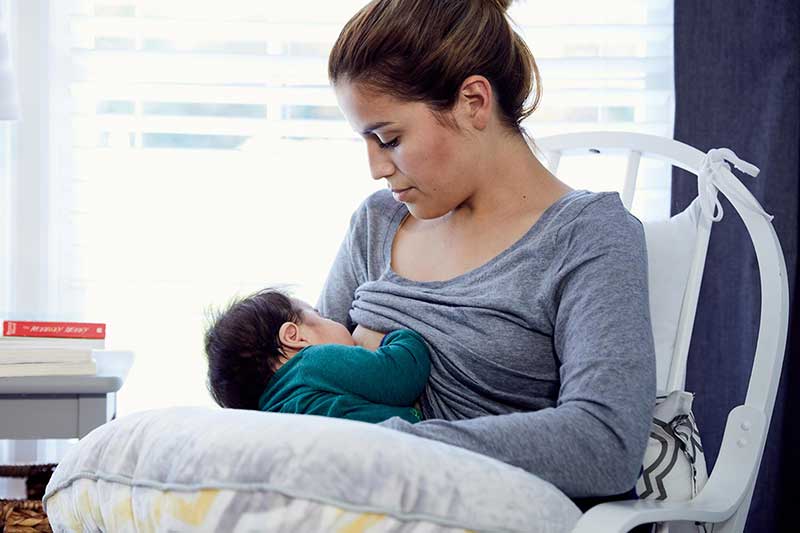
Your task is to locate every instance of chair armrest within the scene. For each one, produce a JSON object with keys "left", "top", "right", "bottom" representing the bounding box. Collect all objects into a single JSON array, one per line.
[
  {"left": 571, "top": 405, "right": 766, "bottom": 533},
  {"left": 572, "top": 498, "right": 731, "bottom": 533}
]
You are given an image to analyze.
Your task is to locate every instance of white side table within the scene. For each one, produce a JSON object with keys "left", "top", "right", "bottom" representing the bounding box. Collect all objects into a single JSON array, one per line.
[{"left": 0, "top": 351, "right": 134, "bottom": 439}]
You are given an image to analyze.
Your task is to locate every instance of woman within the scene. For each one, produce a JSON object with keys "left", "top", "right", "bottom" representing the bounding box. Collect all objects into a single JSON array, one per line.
[{"left": 317, "top": 0, "right": 656, "bottom": 501}]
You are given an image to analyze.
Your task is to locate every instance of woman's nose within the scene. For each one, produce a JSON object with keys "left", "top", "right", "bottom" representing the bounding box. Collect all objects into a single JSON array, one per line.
[{"left": 367, "top": 143, "right": 395, "bottom": 181}]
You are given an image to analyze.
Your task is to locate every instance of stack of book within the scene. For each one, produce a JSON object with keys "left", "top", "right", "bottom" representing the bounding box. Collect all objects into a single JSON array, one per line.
[{"left": 0, "top": 320, "right": 106, "bottom": 377}]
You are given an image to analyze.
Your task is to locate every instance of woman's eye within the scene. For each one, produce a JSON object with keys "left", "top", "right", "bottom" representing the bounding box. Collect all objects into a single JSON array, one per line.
[{"left": 378, "top": 137, "right": 400, "bottom": 150}]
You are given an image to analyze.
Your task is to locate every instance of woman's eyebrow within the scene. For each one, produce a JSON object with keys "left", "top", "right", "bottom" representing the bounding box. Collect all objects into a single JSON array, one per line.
[{"left": 361, "top": 121, "right": 394, "bottom": 135}]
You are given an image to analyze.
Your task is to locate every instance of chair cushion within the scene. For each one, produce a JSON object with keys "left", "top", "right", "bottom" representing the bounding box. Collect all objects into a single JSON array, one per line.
[
  {"left": 642, "top": 198, "right": 702, "bottom": 393},
  {"left": 636, "top": 390, "right": 708, "bottom": 501},
  {"left": 43, "top": 407, "right": 581, "bottom": 532}
]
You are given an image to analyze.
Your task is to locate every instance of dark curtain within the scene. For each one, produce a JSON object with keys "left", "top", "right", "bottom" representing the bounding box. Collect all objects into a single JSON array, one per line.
[{"left": 672, "top": 2, "right": 799, "bottom": 531}]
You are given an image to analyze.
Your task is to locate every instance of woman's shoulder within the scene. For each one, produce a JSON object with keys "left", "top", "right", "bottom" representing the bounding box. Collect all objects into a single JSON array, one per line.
[
  {"left": 554, "top": 189, "right": 643, "bottom": 236},
  {"left": 548, "top": 190, "right": 646, "bottom": 255}
]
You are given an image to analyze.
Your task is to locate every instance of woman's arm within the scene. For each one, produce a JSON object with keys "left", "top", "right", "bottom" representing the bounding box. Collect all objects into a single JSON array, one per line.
[
  {"left": 316, "top": 213, "right": 389, "bottom": 350},
  {"left": 316, "top": 217, "right": 362, "bottom": 331},
  {"left": 380, "top": 215, "right": 657, "bottom": 499},
  {"left": 317, "top": 194, "right": 396, "bottom": 350}
]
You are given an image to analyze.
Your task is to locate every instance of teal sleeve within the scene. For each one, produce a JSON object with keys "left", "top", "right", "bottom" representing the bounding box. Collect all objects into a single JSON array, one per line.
[{"left": 302, "top": 329, "right": 431, "bottom": 406}]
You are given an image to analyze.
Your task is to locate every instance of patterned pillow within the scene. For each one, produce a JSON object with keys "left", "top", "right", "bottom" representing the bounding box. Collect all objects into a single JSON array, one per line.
[{"left": 636, "top": 390, "right": 708, "bottom": 501}]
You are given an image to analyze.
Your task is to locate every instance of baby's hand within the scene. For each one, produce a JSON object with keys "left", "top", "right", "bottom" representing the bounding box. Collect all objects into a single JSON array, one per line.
[{"left": 352, "top": 325, "right": 386, "bottom": 351}]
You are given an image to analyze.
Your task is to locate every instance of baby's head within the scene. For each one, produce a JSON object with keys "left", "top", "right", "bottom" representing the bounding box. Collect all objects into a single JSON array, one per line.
[{"left": 204, "top": 287, "right": 354, "bottom": 410}]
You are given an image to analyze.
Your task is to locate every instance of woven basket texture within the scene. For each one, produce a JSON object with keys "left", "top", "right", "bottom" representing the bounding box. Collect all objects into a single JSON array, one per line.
[{"left": 0, "top": 464, "right": 56, "bottom": 533}]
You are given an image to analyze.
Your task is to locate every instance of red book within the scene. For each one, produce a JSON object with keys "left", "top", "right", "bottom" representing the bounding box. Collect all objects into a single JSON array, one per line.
[{"left": 2, "top": 321, "right": 106, "bottom": 339}]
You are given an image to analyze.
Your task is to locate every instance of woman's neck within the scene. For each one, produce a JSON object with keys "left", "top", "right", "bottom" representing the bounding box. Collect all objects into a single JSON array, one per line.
[{"left": 449, "top": 134, "right": 572, "bottom": 225}]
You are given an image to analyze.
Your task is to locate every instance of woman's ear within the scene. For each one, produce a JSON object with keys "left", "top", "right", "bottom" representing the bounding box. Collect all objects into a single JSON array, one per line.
[
  {"left": 457, "top": 75, "right": 493, "bottom": 130},
  {"left": 278, "top": 321, "right": 310, "bottom": 352}
]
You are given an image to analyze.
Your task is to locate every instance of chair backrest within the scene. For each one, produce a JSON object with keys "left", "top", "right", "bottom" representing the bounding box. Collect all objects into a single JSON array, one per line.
[{"left": 536, "top": 132, "right": 790, "bottom": 533}]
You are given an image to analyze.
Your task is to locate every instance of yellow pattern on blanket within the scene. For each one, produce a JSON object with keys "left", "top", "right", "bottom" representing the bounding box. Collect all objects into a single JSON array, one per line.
[{"left": 45, "top": 479, "right": 475, "bottom": 532}]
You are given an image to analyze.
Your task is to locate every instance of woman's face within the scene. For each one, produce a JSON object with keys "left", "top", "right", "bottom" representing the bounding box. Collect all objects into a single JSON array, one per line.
[{"left": 335, "top": 81, "right": 479, "bottom": 220}]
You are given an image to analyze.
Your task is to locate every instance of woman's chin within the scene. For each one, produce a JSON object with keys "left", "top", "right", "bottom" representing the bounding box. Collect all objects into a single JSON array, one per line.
[{"left": 405, "top": 203, "right": 450, "bottom": 221}]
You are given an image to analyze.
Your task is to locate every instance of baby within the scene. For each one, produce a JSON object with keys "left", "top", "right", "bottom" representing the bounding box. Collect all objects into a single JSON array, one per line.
[{"left": 204, "top": 287, "right": 430, "bottom": 424}]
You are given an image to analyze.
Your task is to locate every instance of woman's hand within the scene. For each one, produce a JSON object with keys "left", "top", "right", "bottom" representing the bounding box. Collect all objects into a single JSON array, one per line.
[{"left": 352, "top": 325, "right": 386, "bottom": 351}]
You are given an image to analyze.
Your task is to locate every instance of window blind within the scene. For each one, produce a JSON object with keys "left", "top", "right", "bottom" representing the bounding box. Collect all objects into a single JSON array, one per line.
[
  {"left": 65, "top": 1, "right": 674, "bottom": 144},
  {"left": 21, "top": 0, "right": 674, "bottom": 414}
]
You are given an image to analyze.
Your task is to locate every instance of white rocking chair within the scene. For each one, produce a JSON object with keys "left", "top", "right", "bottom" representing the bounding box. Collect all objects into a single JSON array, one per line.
[{"left": 536, "top": 132, "right": 790, "bottom": 533}]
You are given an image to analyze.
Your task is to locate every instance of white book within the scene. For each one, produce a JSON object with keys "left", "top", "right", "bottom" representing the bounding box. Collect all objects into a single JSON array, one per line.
[
  {"left": 0, "top": 347, "right": 93, "bottom": 364},
  {"left": 0, "top": 359, "right": 97, "bottom": 378},
  {"left": 0, "top": 336, "right": 105, "bottom": 349}
]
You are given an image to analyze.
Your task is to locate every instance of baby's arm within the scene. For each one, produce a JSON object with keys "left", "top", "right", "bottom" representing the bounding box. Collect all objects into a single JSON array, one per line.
[{"left": 304, "top": 329, "right": 431, "bottom": 406}]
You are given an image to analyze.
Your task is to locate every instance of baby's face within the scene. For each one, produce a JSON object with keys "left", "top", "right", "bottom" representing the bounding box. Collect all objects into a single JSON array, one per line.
[{"left": 295, "top": 300, "right": 356, "bottom": 347}]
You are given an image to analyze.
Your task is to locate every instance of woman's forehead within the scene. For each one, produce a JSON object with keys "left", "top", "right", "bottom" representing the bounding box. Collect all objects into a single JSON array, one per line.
[
  {"left": 335, "top": 81, "right": 394, "bottom": 108},
  {"left": 335, "top": 82, "right": 421, "bottom": 131}
]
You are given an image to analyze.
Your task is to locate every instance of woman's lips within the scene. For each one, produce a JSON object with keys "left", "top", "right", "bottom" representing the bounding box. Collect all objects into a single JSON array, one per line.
[{"left": 391, "top": 187, "right": 413, "bottom": 201}]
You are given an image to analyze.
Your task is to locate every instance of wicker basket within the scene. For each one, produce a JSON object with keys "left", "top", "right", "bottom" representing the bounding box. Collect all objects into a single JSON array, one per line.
[{"left": 0, "top": 464, "right": 56, "bottom": 533}]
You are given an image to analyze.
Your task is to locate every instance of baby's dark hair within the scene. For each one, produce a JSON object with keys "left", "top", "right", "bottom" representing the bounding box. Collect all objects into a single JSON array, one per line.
[{"left": 204, "top": 287, "right": 303, "bottom": 410}]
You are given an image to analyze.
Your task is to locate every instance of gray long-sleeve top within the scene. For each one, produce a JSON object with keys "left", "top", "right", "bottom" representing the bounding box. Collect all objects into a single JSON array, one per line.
[{"left": 316, "top": 188, "right": 656, "bottom": 498}]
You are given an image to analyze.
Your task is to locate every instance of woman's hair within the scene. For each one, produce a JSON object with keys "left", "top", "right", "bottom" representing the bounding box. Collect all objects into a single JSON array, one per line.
[
  {"left": 328, "top": 0, "right": 541, "bottom": 139},
  {"left": 204, "top": 288, "right": 303, "bottom": 410}
]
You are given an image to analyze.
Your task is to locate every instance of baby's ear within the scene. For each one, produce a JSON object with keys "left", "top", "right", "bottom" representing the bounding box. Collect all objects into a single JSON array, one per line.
[
  {"left": 278, "top": 321, "right": 298, "bottom": 343},
  {"left": 278, "top": 321, "right": 308, "bottom": 350}
]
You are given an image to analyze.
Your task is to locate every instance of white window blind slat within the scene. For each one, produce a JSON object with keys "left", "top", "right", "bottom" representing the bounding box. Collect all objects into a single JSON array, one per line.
[
  {"left": 70, "top": 17, "right": 346, "bottom": 45},
  {"left": 71, "top": 54, "right": 671, "bottom": 84},
  {"left": 77, "top": 83, "right": 338, "bottom": 103}
]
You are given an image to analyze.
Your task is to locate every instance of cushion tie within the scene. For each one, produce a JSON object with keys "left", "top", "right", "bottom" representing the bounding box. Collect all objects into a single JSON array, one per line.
[{"left": 698, "top": 148, "right": 772, "bottom": 223}]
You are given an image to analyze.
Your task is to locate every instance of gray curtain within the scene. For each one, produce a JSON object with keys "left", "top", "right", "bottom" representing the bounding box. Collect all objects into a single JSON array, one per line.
[{"left": 672, "top": 2, "right": 799, "bottom": 531}]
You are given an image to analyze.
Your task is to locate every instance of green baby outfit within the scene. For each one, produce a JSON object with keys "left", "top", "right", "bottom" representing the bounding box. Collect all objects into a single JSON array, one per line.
[{"left": 258, "top": 329, "right": 430, "bottom": 424}]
